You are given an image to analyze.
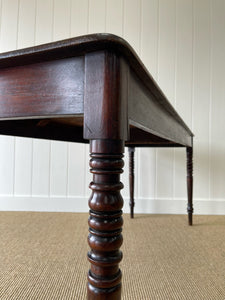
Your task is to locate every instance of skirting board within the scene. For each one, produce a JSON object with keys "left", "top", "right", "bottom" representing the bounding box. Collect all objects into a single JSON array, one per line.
[{"left": 0, "top": 196, "right": 224, "bottom": 215}]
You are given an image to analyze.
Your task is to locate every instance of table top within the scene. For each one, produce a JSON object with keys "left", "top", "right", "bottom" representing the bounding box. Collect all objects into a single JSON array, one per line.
[{"left": 0, "top": 33, "right": 193, "bottom": 147}]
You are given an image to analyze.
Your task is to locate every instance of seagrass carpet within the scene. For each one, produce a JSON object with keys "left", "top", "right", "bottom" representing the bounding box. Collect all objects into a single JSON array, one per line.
[{"left": 0, "top": 212, "right": 224, "bottom": 300}]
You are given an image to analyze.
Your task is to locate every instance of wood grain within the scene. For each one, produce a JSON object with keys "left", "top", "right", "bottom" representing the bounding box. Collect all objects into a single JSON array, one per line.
[{"left": 0, "top": 57, "right": 84, "bottom": 118}]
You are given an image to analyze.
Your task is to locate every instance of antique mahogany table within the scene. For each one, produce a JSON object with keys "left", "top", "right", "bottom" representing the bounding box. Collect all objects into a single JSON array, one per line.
[{"left": 0, "top": 34, "right": 193, "bottom": 300}]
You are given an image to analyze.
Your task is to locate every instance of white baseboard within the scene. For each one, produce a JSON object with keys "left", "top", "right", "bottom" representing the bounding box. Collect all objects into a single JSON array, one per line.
[
  {"left": 0, "top": 196, "right": 224, "bottom": 215},
  {"left": 0, "top": 195, "right": 89, "bottom": 212},
  {"left": 123, "top": 197, "right": 225, "bottom": 215}
]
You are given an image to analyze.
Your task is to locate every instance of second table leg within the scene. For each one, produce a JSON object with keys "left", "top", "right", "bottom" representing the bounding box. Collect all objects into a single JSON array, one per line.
[
  {"left": 128, "top": 147, "right": 135, "bottom": 218},
  {"left": 186, "top": 146, "right": 193, "bottom": 226}
]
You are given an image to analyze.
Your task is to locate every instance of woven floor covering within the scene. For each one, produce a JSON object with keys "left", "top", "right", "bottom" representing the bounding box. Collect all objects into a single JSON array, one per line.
[{"left": 0, "top": 212, "right": 224, "bottom": 300}]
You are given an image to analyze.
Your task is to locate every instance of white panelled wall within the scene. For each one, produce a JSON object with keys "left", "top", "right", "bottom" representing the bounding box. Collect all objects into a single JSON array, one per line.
[{"left": 0, "top": 0, "right": 224, "bottom": 215}]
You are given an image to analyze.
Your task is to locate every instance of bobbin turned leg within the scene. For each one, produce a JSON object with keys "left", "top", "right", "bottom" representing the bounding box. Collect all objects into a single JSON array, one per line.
[
  {"left": 87, "top": 139, "right": 124, "bottom": 300},
  {"left": 128, "top": 147, "right": 135, "bottom": 218},
  {"left": 186, "top": 147, "right": 193, "bottom": 226}
]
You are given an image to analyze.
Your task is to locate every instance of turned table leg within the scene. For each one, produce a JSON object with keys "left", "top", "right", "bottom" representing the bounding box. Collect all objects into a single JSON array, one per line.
[
  {"left": 128, "top": 147, "right": 135, "bottom": 218},
  {"left": 87, "top": 140, "right": 124, "bottom": 300},
  {"left": 186, "top": 147, "right": 193, "bottom": 226}
]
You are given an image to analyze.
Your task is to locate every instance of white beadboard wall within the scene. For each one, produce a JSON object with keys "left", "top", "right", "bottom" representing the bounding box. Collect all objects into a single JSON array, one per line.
[{"left": 0, "top": 0, "right": 224, "bottom": 215}]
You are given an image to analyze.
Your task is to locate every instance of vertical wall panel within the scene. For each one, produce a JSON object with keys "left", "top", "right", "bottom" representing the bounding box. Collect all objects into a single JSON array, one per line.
[
  {"left": 14, "top": 138, "right": 33, "bottom": 195},
  {"left": 0, "top": 0, "right": 1, "bottom": 33},
  {"left": 17, "top": 0, "right": 36, "bottom": 48},
  {"left": 123, "top": 0, "right": 141, "bottom": 53},
  {"left": 106, "top": 0, "right": 123, "bottom": 36},
  {"left": 138, "top": 0, "right": 159, "bottom": 201},
  {"left": 67, "top": 143, "right": 85, "bottom": 197},
  {"left": 36, "top": 0, "right": 53, "bottom": 44},
  {"left": 210, "top": 0, "right": 225, "bottom": 199},
  {"left": 71, "top": 0, "right": 88, "bottom": 36},
  {"left": 157, "top": 0, "right": 176, "bottom": 199},
  {"left": 32, "top": 139, "right": 50, "bottom": 196},
  {"left": 53, "top": 0, "right": 71, "bottom": 41},
  {"left": 0, "top": 137, "right": 14, "bottom": 195},
  {"left": 157, "top": 0, "right": 176, "bottom": 101},
  {"left": 0, "top": 0, "right": 19, "bottom": 52},
  {"left": 88, "top": 0, "right": 106, "bottom": 34},
  {"left": 192, "top": 0, "right": 211, "bottom": 200},
  {"left": 174, "top": 0, "right": 193, "bottom": 199},
  {"left": 138, "top": 148, "right": 156, "bottom": 200},
  {"left": 50, "top": 141, "right": 68, "bottom": 196},
  {"left": 141, "top": 0, "right": 158, "bottom": 78}
]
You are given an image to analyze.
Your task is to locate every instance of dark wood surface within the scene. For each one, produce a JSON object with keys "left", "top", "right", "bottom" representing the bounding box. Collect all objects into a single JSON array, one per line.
[
  {"left": 0, "top": 33, "right": 193, "bottom": 146},
  {"left": 0, "top": 57, "right": 84, "bottom": 118},
  {"left": 0, "top": 33, "right": 193, "bottom": 300},
  {"left": 88, "top": 140, "right": 124, "bottom": 299},
  {"left": 84, "top": 51, "right": 128, "bottom": 141},
  {"left": 187, "top": 146, "right": 194, "bottom": 226}
]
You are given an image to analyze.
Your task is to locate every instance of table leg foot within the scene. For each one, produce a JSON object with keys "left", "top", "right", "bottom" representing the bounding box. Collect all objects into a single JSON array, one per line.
[
  {"left": 188, "top": 212, "right": 193, "bottom": 226},
  {"left": 87, "top": 140, "right": 124, "bottom": 300},
  {"left": 128, "top": 147, "right": 135, "bottom": 219},
  {"left": 186, "top": 147, "right": 193, "bottom": 226},
  {"left": 87, "top": 283, "right": 121, "bottom": 300}
]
